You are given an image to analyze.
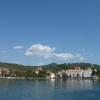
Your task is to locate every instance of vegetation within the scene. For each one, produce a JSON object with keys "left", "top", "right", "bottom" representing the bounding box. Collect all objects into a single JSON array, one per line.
[{"left": 0, "top": 62, "right": 100, "bottom": 78}]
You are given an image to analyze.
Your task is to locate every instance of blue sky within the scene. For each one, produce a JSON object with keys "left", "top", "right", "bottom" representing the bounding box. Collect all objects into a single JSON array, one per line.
[{"left": 0, "top": 0, "right": 100, "bottom": 65}]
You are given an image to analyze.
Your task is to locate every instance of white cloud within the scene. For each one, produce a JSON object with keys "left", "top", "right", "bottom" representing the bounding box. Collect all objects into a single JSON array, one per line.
[
  {"left": 54, "top": 53, "right": 75, "bottom": 60},
  {"left": 25, "top": 44, "right": 86, "bottom": 62},
  {"left": 53, "top": 53, "right": 86, "bottom": 62},
  {"left": 25, "top": 44, "right": 55, "bottom": 58},
  {"left": 13, "top": 45, "right": 23, "bottom": 49}
]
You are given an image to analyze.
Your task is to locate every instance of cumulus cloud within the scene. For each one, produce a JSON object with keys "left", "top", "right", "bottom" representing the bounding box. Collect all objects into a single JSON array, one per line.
[
  {"left": 25, "top": 44, "right": 86, "bottom": 62},
  {"left": 25, "top": 44, "right": 55, "bottom": 58},
  {"left": 13, "top": 45, "right": 23, "bottom": 49}
]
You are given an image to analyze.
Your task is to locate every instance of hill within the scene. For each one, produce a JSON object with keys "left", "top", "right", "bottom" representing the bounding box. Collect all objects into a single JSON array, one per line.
[{"left": 0, "top": 62, "right": 100, "bottom": 77}]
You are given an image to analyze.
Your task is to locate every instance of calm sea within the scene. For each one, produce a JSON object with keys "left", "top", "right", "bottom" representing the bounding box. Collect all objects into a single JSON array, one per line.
[{"left": 0, "top": 79, "right": 100, "bottom": 100}]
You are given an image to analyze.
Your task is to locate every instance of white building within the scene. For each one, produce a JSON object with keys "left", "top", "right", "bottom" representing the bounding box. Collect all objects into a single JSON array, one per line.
[
  {"left": 83, "top": 68, "right": 92, "bottom": 78},
  {"left": 50, "top": 73, "right": 55, "bottom": 79},
  {"left": 61, "top": 67, "right": 93, "bottom": 78},
  {"left": 64, "top": 67, "right": 83, "bottom": 78}
]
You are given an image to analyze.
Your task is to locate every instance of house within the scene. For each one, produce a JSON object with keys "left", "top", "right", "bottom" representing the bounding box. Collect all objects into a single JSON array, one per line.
[
  {"left": 63, "top": 67, "right": 83, "bottom": 78},
  {"left": 0, "top": 68, "right": 10, "bottom": 76},
  {"left": 59, "top": 67, "right": 94, "bottom": 79}
]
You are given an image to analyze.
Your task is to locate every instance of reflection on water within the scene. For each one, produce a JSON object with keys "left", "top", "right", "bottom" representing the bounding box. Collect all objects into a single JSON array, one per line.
[
  {"left": 0, "top": 79, "right": 98, "bottom": 90},
  {"left": 0, "top": 79, "right": 100, "bottom": 100},
  {"left": 60, "top": 79, "right": 94, "bottom": 90},
  {"left": 48, "top": 79, "right": 96, "bottom": 90}
]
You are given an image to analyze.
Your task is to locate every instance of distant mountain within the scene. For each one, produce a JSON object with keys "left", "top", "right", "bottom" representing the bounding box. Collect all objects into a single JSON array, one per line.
[
  {"left": 0, "top": 62, "right": 100, "bottom": 70},
  {"left": 44, "top": 63, "right": 58, "bottom": 67}
]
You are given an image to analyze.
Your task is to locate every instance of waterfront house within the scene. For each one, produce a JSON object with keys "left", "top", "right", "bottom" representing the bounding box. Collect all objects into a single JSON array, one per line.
[
  {"left": 64, "top": 67, "right": 83, "bottom": 78},
  {"left": 59, "top": 67, "right": 93, "bottom": 79}
]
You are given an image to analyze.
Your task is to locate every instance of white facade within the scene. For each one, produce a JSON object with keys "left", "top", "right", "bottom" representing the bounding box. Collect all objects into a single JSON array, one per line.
[
  {"left": 62, "top": 67, "right": 93, "bottom": 78},
  {"left": 83, "top": 68, "right": 92, "bottom": 78},
  {"left": 65, "top": 69, "right": 83, "bottom": 78},
  {"left": 50, "top": 73, "right": 55, "bottom": 79}
]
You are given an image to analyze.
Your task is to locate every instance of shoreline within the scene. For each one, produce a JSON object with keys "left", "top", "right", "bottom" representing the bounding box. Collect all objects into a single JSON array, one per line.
[{"left": 0, "top": 77, "right": 99, "bottom": 80}]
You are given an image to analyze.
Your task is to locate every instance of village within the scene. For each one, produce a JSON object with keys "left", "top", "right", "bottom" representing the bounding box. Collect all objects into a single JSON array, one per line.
[{"left": 0, "top": 66, "right": 97, "bottom": 79}]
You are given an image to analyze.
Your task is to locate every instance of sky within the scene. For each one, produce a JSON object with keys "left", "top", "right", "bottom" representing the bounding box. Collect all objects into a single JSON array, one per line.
[{"left": 0, "top": 0, "right": 100, "bottom": 65}]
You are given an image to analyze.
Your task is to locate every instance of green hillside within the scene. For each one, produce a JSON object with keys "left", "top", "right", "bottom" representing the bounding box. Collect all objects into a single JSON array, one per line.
[{"left": 0, "top": 62, "right": 100, "bottom": 77}]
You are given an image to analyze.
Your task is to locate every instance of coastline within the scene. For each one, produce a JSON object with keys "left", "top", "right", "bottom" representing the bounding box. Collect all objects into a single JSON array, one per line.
[{"left": 0, "top": 77, "right": 99, "bottom": 80}]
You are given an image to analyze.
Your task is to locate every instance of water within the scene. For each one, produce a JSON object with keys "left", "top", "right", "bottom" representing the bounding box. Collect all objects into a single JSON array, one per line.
[{"left": 0, "top": 79, "right": 100, "bottom": 100}]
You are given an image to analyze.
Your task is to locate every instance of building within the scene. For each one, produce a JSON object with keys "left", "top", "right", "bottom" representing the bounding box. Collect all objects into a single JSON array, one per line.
[
  {"left": 49, "top": 72, "right": 55, "bottom": 79},
  {"left": 83, "top": 68, "right": 92, "bottom": 78},
  {"left": 64, "top": 67, "right": 83, "bottom": 78},
  {"left": 60, "top": 67, "right": 93, "bottom": 79},
  {"left": 0, "top": 68, "right": 10, "bottom": 76}
]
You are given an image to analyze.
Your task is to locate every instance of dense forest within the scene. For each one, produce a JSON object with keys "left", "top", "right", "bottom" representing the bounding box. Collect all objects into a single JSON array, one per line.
[{"left": 0, "top": 62, "right": 100, "bottom": 78}]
